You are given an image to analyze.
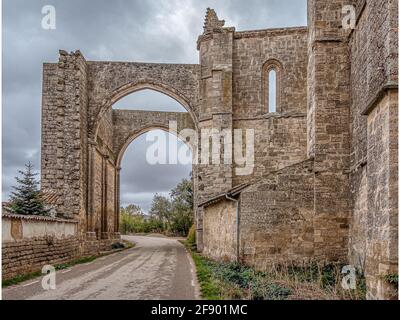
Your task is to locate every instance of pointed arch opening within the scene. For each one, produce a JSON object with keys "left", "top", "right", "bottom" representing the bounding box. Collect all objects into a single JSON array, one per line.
[
  {"left": 262, "top": 59, "right": 283, "bottom": 114},
  {"left": 119, "top": 128, "right": 193, "bottom": 215},
  {"left": 89, "top": 84, "right": 198, "bottom": 240}
]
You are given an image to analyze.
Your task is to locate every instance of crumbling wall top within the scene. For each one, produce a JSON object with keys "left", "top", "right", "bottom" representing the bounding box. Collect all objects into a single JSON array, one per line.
[{"left": 203, "top": 8, "right": 225, "bottom": 34}]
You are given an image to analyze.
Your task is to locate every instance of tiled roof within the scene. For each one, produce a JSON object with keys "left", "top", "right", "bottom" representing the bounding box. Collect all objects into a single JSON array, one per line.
[{"left": 2, "top": 212, "right": 78, "bottom": 223}]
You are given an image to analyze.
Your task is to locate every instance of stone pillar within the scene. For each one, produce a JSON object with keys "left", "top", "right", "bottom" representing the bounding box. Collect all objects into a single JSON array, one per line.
[
  {"left": 101, "top": 154, "right": 109, "bottom": 239},
  {"left": 41, "top": 50, "right": 89, "bottom": 220},
  {"left": 307, "top": 0, "right": 351, "bottom": 261},
  {"left": 86, "top": 139, "right": 97, "bottom": 240},
  {"left": 196, "top": 8, "right": 235, "bottom": 251},
  {"left": 114, "top": 166, "right": 121, "bottom": 238}
]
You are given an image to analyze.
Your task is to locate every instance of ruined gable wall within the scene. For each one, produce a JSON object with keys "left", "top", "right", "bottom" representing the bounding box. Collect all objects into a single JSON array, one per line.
[{"left": 231, "top": 28, "right": 309, "bottom": 186}]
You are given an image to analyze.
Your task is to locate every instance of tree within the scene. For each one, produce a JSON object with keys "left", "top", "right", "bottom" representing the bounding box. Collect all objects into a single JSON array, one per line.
[
  {"left": 120, "top": 176, "right": 194, "bottom": 236},
  {"left": 149, "top": 194, "right": 172, "bottom": 228},
  {"left": 169, "top": 177, "right": 194, "bottom": 235},
  {"left": 9, "top": 162, "right": 48, "bottom": 216},
  {"left": 120, "top": 203, "right": 143, "bottom": 216},
  {"left": 119, "top": 203, "right": 145, "bottom": 234},
  {"left": 170, "top": 177, "right": 193, "bottom": 209},
  {"left": 120, "top": 209, "right": 135, "bottom": 234}
]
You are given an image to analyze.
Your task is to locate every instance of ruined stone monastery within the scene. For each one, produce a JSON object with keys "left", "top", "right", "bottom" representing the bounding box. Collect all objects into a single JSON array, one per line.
[{"left": 11, "top": 0, "right": 397, "bottom": 299}]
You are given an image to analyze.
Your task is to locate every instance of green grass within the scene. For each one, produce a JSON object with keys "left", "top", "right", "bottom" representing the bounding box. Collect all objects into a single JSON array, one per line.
[
  {"left": 182, "top": 240, "right": 366, "bottom": 300},
  {"left": 383, "top": 273, "right": 398, "bottom": 285},
  {"left": 54, "top": 255, "right": 98, "bottom": 271},
  {"left": 181, "top": 240, "right": 247, "bottom": 300},
  {"left": 2, "top": 271, "right": 43, "bottom": 288},
  {"left": 382, "top": 272, "right": 398, "bottom": 297},
  {"left": 2, "top": 255, "right": 99, "bottom": 288},
  {"left": 190, "top": 250, "right": 222, "bottom": 300},
  {"left": 2, "top": 240, "right": 135, "bottom": 288}
]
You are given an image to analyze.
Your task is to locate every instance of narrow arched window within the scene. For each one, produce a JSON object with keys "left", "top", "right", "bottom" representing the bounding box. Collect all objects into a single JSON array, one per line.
[
  {"left": 263, "top": 59, "right": 282, "bottom": 114},
  {"left": 268, "top": 69, "right": 277, "bottom": 113}
]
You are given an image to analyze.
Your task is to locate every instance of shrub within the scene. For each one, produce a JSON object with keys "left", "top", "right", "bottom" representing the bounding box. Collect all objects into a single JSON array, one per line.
[
  {"left": 250, "top": 278, "right": 291, "bottom": 300},
  {"left": 111, "top": 242, "right": 125, "bottom": 250}
]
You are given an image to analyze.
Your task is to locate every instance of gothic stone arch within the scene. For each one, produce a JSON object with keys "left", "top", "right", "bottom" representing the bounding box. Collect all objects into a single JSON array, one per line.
[{"left": 41, "top": 50, "right": 200, "bottom": 240}]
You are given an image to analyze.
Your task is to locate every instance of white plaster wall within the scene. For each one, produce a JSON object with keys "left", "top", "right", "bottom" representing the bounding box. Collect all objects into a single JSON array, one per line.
[
  {"left": 2, "top": 217, "right": 77, "bottom": 242},
  {"left": 2, "top": 219, "right": 12, "bottom": 242}
]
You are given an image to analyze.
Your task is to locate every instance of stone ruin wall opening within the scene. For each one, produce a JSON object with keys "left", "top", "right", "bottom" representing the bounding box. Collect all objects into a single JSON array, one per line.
[{"left": 92, "top": 84, "right": 199, "bottom": 241}]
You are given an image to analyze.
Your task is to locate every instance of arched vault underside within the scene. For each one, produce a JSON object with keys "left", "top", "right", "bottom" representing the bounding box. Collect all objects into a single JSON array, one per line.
[{"left": 113, "top": 109, "right": 196, "bottom": 167}]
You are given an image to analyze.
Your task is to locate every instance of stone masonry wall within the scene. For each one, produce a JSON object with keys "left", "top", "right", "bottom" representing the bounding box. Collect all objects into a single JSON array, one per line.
[
  {"left": 3, "top": 237, "right": 79, "bottom": 280},
  {"left": 364, "top": 90, "right": 398, "bottom": 299},
  {"left": 91, "top": 149, "right": 104, "bottom": 236},
  {"left": 106, "top": 161, "right": 116, "bottom": 234},
  {"left": 232, "top": 28, "right": 308, "bottom": 118},
  {"left": 196, "top": 14, "right": 235, "bottom": 250},
  {"left": 2, "top": 236, "right": 79, "bottom": 281},
  {"left": 233, "top": 116, "right": 307, "bottom": 186},
  {"left": 348, "top": 0, "right": 398, "bottom": 299},
  {"left": 239, "top": 160, "right": 315, "bottom": 269}
]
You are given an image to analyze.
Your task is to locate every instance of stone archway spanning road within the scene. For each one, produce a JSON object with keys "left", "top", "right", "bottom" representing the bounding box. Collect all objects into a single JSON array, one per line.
[{"left": 40, "top": 51, "right": 202, "bottom": 245}]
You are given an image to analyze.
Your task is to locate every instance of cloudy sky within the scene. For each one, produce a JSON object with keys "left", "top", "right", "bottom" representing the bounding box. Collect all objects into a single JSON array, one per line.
[{"left": 2, "top": 0, "right": 307, "bottom": 212}]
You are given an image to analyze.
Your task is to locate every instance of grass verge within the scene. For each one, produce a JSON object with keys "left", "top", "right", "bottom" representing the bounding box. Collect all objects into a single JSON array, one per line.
[
  {"left": 182, "top": 240, "right": 366, "bottom": 300},
  {"left": 2, "top": 240, "right": 135, "bottom": 288}
]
